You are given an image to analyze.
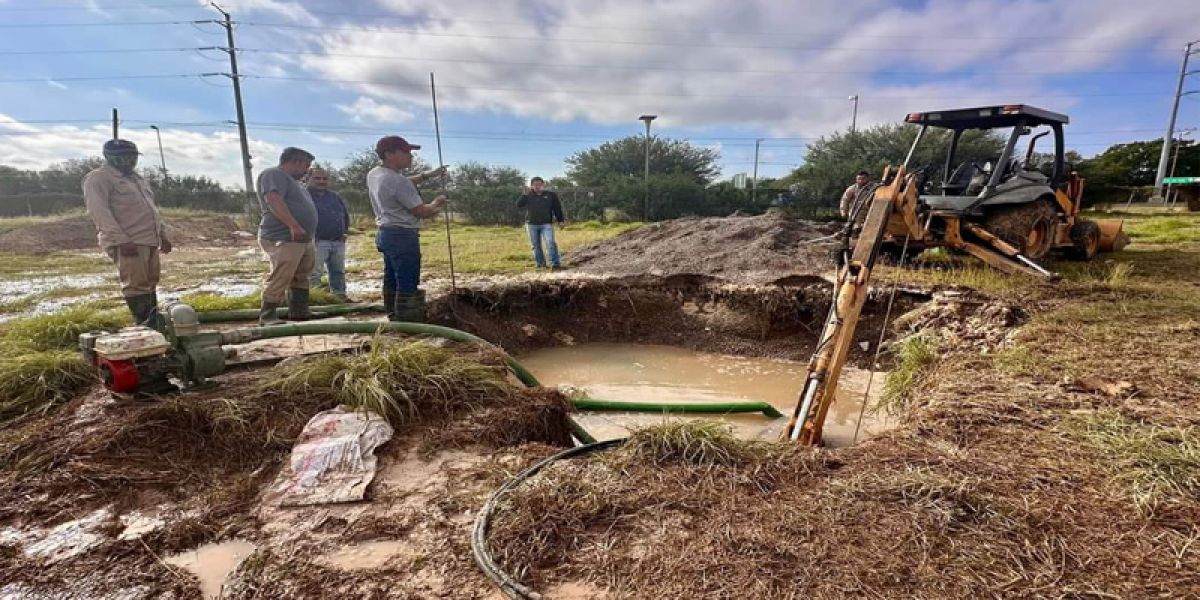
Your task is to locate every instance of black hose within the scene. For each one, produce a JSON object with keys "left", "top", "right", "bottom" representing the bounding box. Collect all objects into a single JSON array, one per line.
[{"left": 471, "top": 438, "right": 626, "bottom": 599}]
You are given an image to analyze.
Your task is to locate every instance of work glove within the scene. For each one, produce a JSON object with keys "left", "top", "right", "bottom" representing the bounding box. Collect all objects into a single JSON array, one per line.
[{"left": 160, "top": 237, "right": 173, "bottom": 254}]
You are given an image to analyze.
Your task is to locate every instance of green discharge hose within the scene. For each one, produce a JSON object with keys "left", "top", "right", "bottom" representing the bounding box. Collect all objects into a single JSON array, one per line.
[
  {"left": 571, "top": 397, "right": 783, "bottom": 418},
  {"left": 195, "top": 303, "right": 385, "bottom": 323},
  {"left": 218, "top": 320, "right": 593, "bottom": 443}
]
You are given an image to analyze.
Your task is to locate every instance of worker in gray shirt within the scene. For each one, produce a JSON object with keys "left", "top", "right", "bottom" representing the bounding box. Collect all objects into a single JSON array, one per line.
[
  {"left": 256, "top": 147, "right": 317, "bottom": 325},
  {"left": 366, "top": 135, "right": 448, "bottom": 322}
]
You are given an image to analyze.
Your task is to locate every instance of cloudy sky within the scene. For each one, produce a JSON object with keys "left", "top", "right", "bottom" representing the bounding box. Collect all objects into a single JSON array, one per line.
[{"left": 0, "top": 0, "right": 1198, "bottom": 189}]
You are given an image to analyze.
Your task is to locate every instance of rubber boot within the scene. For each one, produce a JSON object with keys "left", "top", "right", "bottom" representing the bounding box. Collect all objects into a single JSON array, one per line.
[
  {"left": 383, "top": 289, "right": 399, "bottom": 322},
  {"left": 123, "top": 293, "right": 157, "bottom": 328},
  {"left": 286, "top": 287, "right": 315, "bottom": 321},
  {"left": 258, "top": 299, "right": 283, "bottom": 326},
  {"left": 393, "top": 293, "right": 426, "bottom": 322}
]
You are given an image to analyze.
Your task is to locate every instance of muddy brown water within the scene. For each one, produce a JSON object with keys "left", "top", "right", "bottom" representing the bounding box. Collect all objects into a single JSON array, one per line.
[
  {"left": 164, "top": 540, "right": 256, "bottom": 599},
  {"left": 520, "top": 343, "right": 895, "bottom": 447}
]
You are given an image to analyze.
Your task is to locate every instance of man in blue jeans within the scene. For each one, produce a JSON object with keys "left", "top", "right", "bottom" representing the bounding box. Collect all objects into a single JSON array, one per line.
[
  {"left": 306, "top": 167, "right": 354, "bottom": 302},
  {"left": 366, "top": 135, "right": 448, "bottom": 322},
  {"left": 517, "top": 177, "right": 566, "bottom": 270}
]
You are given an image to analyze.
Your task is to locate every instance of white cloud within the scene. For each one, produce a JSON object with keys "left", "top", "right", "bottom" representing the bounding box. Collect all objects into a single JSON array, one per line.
[
  {"left": 45, "top": 80, "right": 68, "bottom": 91},
  {"left": 0, "top": 114, "right": 280, "bottom": 191},
  {"left": 335, "top": 96, "right": 416, "bottom": 124},
  {"left": 275, "top": 0, "right": 1200, "bottom": 141},
  {"left": 193, "top": 0, "right": 319, "bottom": 24}
]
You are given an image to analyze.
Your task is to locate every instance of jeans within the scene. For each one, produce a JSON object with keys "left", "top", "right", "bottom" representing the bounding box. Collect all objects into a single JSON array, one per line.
[
  {"left": 310, "top": 239, "right": 348, "bottom": 295},
  {"left": 376, "top": 227, "right": 421, "bottom": 294},
  {"left": 527, "top": 223, "right": 560, "bottom": 267}
]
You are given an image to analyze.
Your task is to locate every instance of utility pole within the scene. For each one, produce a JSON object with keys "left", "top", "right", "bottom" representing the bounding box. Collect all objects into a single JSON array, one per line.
[
  {"left": 752, "top": 138, "right": 762, "bottom": 204},
  {"left": 639, "top": 114, "right": 657, "bottom": 221},
  {"left": 212, "top": 3, "right": 257, "bottom": 214},
  {"left": 849, "top": 95, "right": 859, "bottom": 134},
  {"left": 1167, "top": 127, "right": 1195, "bottom": 205},
  {"left": 1153, "top": 40, "right": 1199, "bottom": 202},
  {"left": 111, "top": 108, "right": 119, "bottom": 139}
]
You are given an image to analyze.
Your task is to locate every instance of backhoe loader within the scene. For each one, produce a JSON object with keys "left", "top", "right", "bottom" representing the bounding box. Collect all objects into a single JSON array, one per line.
[{"left": 783, "top": 104, "right": 1127, "bottom": 445}]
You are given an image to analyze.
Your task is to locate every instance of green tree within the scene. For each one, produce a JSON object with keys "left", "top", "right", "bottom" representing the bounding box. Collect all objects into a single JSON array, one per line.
[
  {"left": 565, "top": 136, "right": 720, "bottom": 186},
  {"left": 450, "top": 161, "right": 526, "bottom": 189},
  {"left": 784, "top": 124, "right": 1005, "bottom": 209}
]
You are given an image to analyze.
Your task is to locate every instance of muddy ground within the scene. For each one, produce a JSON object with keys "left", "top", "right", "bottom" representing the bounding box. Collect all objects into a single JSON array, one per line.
[
  {"left": 0, "top": 210, "right": 1196, "bottom": 598},
  {"left": 0, "top": 214, "right": 247, "bottom": 255},
  {"left": 568, "top": 212, "right": 841, "bottom": 285}
]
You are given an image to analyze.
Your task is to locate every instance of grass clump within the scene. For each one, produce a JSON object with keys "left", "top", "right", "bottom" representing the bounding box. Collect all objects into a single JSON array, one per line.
[
  {"left": 621, "top": 421, "right": 766, "bottom": 467},
  {"left": 1069, "top": 412, "right": 1200, "bottom": 514},
  {"left": 260, "top": 339, "right": 514, "bottom": 425},
  {"left": 880, "top": 333, "right": 939, "bottom": 412},
  {"left": 1, "top": 304, "right": 129, "bottom": 351},
  {"left": 1122, "top": 215, "right": 1200, "bottom": 244},
  {"left": 0, "top": 304, "right": 129, "bottom": 424},
  {"left": 0, "top": 350, "right": 96, "bottom": 423},
  {"left": 180, "top": 288, "right": 342, "bottom": 311}
]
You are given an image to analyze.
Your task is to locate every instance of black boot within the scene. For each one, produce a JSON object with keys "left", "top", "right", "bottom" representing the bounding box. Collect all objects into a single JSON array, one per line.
[
  {"left": 286, "top": 288, "right": 315, "bottom": 321},
  {"left": 258, "top": 299, "right": 283, "bottom": 326},
  {"left": 123, "top": 293, "right": 157, "bottom": 328},
  {"left": 383, "top": 289, "right": 399, "bottom": 321}
]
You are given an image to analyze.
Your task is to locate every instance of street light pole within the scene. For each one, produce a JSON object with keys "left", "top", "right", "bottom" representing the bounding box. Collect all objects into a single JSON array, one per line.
[
  {"left": 752, "top": 138, "right": 762, "bottom": 204},
  {"left": 849, "top": 95, "right": 859, "bottom": 134},
  {"left": 149, "top": 125, "right": 167, "bottom": 177},
  {"left": 639, "top": 114, "right": 657, "bottom": 221}
]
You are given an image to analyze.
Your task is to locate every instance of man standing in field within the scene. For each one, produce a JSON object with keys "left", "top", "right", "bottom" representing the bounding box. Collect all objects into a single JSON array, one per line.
[
  {"left": 306, "top": 167, "right": 354, "bottom": 302},
  {"left": 517, "top": 177, "right": 565, "bottom": 270},
  {"left": 83, "top": 139, "right": 172, "bottom": 327},
  {"left": 256, "top": 147, "right": 317, "bottom": 326},
  {"left": 367, "top": 136, "right": 448, "bottom": 322},
  {"left": 840, "top": 170, "right": 872, "bottom": 220}
]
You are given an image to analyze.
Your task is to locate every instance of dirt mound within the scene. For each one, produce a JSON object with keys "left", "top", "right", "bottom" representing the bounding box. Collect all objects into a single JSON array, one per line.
[
  {"left": 567, "top": 213, "right": 841, "bottom": 284},
  {"left": 0, "top": 214, "right": 249, "bottom": 254}
]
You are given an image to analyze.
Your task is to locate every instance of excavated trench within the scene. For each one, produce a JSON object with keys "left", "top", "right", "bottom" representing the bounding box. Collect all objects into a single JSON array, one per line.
[
  {"left": 433, "top": 274, "right": 930, "bottom": 363},
  {"left": 427, "top": 274, "right": 934, "bottom": 446}
]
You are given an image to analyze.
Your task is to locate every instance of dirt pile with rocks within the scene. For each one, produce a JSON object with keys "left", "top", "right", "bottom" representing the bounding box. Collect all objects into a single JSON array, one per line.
[
  {"left": 0, "top": 214, "right": 250, "bottom": 254},
  {"left": 567, "top": 213, "right": 841, "bottom": 285}
]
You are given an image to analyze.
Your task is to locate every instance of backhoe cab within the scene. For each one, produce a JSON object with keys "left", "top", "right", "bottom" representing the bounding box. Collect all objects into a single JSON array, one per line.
[{"left": 889, "top": 104, "right": 1126, "bottom": 263}]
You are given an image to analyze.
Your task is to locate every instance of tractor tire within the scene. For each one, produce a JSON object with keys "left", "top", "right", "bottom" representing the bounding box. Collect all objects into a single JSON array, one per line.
[
  {"left": 982, "top": 198, "right": 1057, "bottom": 259},
  {"left": 1067, "top": 219, "right": 1101, "bottom": 261}
]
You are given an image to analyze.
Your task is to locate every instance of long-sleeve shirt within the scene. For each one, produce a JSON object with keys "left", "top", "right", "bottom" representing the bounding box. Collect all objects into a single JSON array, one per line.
[
  {"left": 517, "top": 191, "right": 564, "bottom": 225},
  {"left": 309, "top": 188, "right": 351, "bottom": 241},
  {"left": 840, "top": 183, "right": 867, "bottom": 219},
  {"left": 82, "top": 165, "right": 164, "bottom": 249}
]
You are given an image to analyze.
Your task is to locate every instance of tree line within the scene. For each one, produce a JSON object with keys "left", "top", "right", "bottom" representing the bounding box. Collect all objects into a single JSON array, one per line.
[{"left": 2, "top": 128, "right": 1193, "bottom": 221}]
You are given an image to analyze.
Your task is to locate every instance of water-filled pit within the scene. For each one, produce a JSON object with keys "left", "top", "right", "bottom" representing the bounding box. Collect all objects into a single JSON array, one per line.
[{"left": 522, "top": 343, "right": 895, "bottom": 447}]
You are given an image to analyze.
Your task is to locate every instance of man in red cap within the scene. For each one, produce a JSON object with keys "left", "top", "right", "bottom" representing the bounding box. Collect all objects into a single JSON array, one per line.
[{"left": 366, "top": 136, "right": 448, "bottom": 321}]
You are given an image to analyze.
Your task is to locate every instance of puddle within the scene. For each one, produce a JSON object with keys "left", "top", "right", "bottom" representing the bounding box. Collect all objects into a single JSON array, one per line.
[
  {"left": 520, "top": 344, "right": 895, "bottom": 447},
  {"left": 317, "top": 540, "right": 417, "bottom": 570},
  {"left": 164, "top": 540, "right": 256, "bottom": 599}
]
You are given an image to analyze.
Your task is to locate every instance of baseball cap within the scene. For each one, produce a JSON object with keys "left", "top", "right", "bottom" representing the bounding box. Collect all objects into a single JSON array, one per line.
[{"left": 375, "top": 136, "right": 421, "bottom": 157}]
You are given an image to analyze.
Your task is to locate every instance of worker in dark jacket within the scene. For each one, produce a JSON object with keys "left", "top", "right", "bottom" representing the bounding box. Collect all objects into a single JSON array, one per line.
[{"left": 516, "top": 177, "right": 565, "bottom": 270}]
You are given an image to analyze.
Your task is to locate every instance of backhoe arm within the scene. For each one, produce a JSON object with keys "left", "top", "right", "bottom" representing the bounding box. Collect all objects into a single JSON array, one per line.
[{"left": 783, "top": 169, "right": 918, "bottom": 444}]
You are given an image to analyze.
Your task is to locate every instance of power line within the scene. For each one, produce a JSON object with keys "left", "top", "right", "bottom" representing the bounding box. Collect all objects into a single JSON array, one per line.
[
  {"left": 238, "top": 48, "right": 1176, "bottom": 77},
  {"left": 0, "top": 3, "right": 199, "bottom": 11},
  {"left": 240, "top": 8, "right": 1194, "bottom": 44},
  {"left": 238, "top": 21, "right": 1179, "bottom": 55},
  {"left": 0, "top": 19, "right": 216, "bottom": 28},
  {"left": 0, "top": 47, "right": 202, "bottom": 56},
  {"left": 244, "top": 73, "right": 1165, "bottom": 101},
  {"left": 0, "top": 74, "right": 214, "bottom": 83}
]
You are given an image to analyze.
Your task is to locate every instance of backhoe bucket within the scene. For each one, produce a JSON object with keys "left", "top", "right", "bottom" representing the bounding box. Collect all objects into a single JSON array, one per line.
[{"left": 1095, "top": 219, "right": 1129, "bottom": 252}]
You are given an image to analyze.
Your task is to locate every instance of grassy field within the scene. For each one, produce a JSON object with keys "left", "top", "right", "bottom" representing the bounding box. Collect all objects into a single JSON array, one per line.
[{"left": 348, "top": 221, "right": 642, "bottom": 276}]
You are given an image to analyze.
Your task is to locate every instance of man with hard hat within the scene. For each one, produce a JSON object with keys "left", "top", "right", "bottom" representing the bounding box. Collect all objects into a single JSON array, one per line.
[{"left": 82, "top": 139, "right": 171, "bottom": 327}]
